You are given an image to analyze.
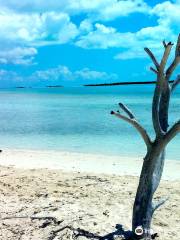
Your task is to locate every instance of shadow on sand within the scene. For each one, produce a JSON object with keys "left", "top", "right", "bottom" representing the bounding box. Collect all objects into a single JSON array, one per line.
[
  {"left": 73, "top": 224, "right": 133, "bottom": 239},
  {"left": 72, "top": 224, "right": 158, "bottom": 240}
]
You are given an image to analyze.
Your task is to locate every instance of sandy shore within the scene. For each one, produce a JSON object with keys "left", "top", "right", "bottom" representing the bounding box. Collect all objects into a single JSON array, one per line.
[
  {"left": 0, "top": 149, "right": 180, "bottom": 240},
  {"left": 0, "top": 149, "right": 180, "bottom": 180}
]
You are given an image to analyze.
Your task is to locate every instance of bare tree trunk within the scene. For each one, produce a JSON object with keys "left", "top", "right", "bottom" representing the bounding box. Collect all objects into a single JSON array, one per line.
[
  {"left": 132, "top": 56, "right": 171, "bottom": 239},
  {"left": 111, "top": 34, "right": 180, "bottom": 240},
  {"left": 132, "top": 145, "right": 165, "bottom": 239}
]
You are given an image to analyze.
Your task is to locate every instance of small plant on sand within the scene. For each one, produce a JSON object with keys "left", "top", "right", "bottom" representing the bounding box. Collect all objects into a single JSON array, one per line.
[{"left": 111, "top": 34, "right": 180, "bottom": 239}]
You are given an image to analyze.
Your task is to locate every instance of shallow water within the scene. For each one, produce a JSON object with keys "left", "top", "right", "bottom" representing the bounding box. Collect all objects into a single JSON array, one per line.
[{"left": 0, "top": 85, "right": 179, "bottom": 160}]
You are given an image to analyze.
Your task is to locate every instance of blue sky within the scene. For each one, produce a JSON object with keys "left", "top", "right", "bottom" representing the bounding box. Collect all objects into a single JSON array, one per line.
[{"left": 0, "top": 0, "right": 179, "bottom": 87}]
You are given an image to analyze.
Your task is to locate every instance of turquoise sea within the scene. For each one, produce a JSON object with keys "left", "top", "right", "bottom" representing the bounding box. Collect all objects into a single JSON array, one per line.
[{"left": 0, "top": 85, "right": 179, "bottom": 160}]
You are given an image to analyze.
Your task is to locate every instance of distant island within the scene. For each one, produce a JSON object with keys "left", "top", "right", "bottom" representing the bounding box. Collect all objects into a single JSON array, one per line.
[{"left": 84, "top": 80, "right": 174, "bottom": 87}]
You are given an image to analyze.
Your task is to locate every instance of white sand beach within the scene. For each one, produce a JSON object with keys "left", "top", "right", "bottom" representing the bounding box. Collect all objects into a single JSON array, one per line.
[
  {"left": 0, "top": 149, "right": 180, "bottom": 240},
  {"left": 0, "top": 149, "right": 180, "bottom": 180}
]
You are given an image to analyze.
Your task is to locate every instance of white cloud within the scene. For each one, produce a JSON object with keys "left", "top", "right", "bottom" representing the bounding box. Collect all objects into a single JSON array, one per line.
[
  {"left": 34, "top": 66, "right": 72, "bottom": 81},
  {"left": 65, "top": 0, "right": 149, "bottom": 21},
  {"left": 0, "top": 0, "right": 150, "bottom": 50},
  {"left": 39, "top": 12, "right": 79, "bottom": 45},
  {"left": 0, "top": 8, "right": 79, "bottom": 64},
  {"left": 0, "top": 1, "right": 68, "bottom": 13},
  {"left": 0, "top": 69, "right": 23, "bottom": 87},
  {"left": 115, "top": 1, "right": 180, "bottom": 60},
  {"left": 79, "top": 19, "right": 93, "bottom": 33},
  {"left": 32, "top": 65, "right": 118, "bottom": 83},
  {"left": 76, "top": 23, "right": 137, "bottom": 49},
  {"left": 0, "top": 0, "right": 150, "bottom": 21},
  {"left": 0, "top": 47, "right": 37, "bottom": 65},
  {"left": 95, "top": 0, "right": 150, "bottom": 21},
  {"left": 115, "top": 49, "right": 146, "bottom": 60},
  {"left": 74, "top": 67, "right": 118, "bottom": 81},
  {"left": 151, "top": 1, "right": 180, "bottom": 24},
  {"left": 0, "top": 10, "right": 79, "bottom": 45},
  {"left": 0, "top": 65, "right": 118, "bottom": 87},
  {"left": 0, "top": 0, "right": 179, "bottom": 65},
  {"left": 74, "top": 1, "right": 179, "bottom": 60}
]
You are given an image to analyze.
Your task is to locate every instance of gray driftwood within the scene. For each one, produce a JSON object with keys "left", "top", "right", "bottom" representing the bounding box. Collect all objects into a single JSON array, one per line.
[{"left": 111, "top": 34, "right": 180, "bottom": 239}]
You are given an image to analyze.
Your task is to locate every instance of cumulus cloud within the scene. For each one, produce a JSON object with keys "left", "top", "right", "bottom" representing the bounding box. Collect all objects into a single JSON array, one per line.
[
  {"left": 0, "top": 8, "right": 79, "bottom": 64},
  {"left": 74, "top": 1, "right": 179, "bottom": 60},
  {"left": 32, "top": 65, "right": 118, "bottom": 83},
  {"left": 0, "top": 10, "right": 79, "bottom": 45},
  {"left": 115, "top": 1, "right": 180, "bottom": 59},
  {"left": 0, "top": 69, "right": 23, "bottom": 87},
  {"left": 0, "top": 0, "right": 149, "bottom": 20},
  {"left": 0, "top": 47, "right": 37, "bottom": 65},
  {"left": 94, "top": 0, "right": 149, "bottom": 21},
  {"left": 76, "top": 0, "right": 180, "bottom": 59},
  {"left": 0, "top": 0, "right": 68, "bottom": 13},
  {"left": 0, "top": 65, "right": 118, "bottom": 87},
  {"left": 76, "top": 23, "right": 138, "bottom": 49},
  {"left": 0, "top": 0, "right": 150, "bottom": 45},
  {"left": 0, "top": 0, "right": 179, "bottom": 65},
  {"left": 151, "top": 1, "right": 180, "bottom": 24},
  {"left": 115, "top": 49, "right": 146, "bottom": 60},
  {"left": 0, "top": 0, "right": 150, "bottom": 49},
  {"left": 114, "top": 24, "right": 175, "bottom": 60},
  {"left": 33, "top": 66, "right": 73, "bottom": 81},
  {"left": 79, "top": 19, "right": 93, "bottom": 33},
  {"left": 74, "top": 67, "right": 118, "bottom": 81}
]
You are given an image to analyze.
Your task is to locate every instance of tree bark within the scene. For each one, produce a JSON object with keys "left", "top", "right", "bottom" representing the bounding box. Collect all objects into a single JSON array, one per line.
[
  {"left": 132, "top": 143, "right": 165, "bottom": 239},
  {"left": 131, "top": 39, "right": 179, "bottom": 239},
  {"left": 111, "top": 35, "right": 180, "bottom": 240}
]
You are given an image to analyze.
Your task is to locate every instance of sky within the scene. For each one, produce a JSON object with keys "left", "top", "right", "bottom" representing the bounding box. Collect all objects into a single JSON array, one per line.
[{"left": 0, "top": 0, "right": 179, "bottom": 87}]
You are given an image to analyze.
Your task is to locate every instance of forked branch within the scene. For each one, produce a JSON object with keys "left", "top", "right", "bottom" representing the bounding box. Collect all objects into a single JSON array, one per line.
[
  {"left": 151, "top": 42, "right": 174, "bottom": 136},
  {"left": 160, "top": 42, "right": 173, "bottom": 71},
  {"left": 152, "top": 85, "right": 164, "bottom": 136},
  {"left": 144, "top": 48, "right": 160, "bottom": 70},
  {"left": 166, "top": 58, "right": 180, "bottom": 80},
  {"left": 163, "top": 40, "right": 167, "bottom": 48},
  {"left": 111, "top": 110, "right": 152, "bottom": 149},
  {"left": 164, "top": 120, "right": 180, "bottom": 146},
  {"left": 150, "top": 67, "right": 158, "bottom": 74},
  {"left": 144, "top": 46, "right": 164, "bottom": 136},
  {"left": 152, "top": 196, "right": 169, "bottom": 212},
  {"left": 119, "top": 103, "right": 135, "bottom": 119},
  {"left": 175, "top": 34, "right": 180, "bottom": 57},
  {"left": 166, "top": 34, "right": 180, "bottom": 80},
  {"left": 171, "top": 75, "right": 180, "bottom": 93}
]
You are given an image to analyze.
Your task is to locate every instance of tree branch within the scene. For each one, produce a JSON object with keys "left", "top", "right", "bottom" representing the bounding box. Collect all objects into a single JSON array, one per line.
[
  {"left": 152, "top": 80, "right": 165, "bottom": 136},
  {"left": 152, "top": 42, "right": 173, "bottom": 136},
  {"left": 166, "top": 57, "right": 180, "bottom": 80},
  {"left": 118, "top": 103, "right": 135, "bottom": 119},
  {"left": 175, "top": 34, "right": 180, "bottom": 57},
  {"left": 166, "top": 35, "right": 180, "bottom": 80},
  {"left": 162, "top": 40, "right": 167, "bottom": 48},
  {"left": 144, "top": 48, "right": 160, "bottom": 70},
  {"left": 159, "top": 83, "right": 170, "bottom": 132},
  {"left": 111, "top": 111, "right": 152, "bottom": 148},
  {"left": 171, "top": 75, "right": 180, "bottom": 93},
  {"left": 152, "top": 196, "right": 169, "bottom": 212},
  {"left": 150, "top": 67, "right": 158, "bottom": 74},
  {"left": 160, "top": 42, "right": 173, "bottom": 72},
  {"left": 164, "top": 120, "right": 180, "bottom": 146}
]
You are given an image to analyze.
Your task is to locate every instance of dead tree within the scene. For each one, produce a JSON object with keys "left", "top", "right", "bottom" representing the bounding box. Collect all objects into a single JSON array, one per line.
[{"left": 111, "top": 34, "right": 180, "bottom": 239}]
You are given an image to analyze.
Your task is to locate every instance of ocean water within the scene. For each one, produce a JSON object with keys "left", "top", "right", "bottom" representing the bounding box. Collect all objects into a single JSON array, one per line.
[{"left": 0, "top": 85, "right": 179, "bottom": 160}]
